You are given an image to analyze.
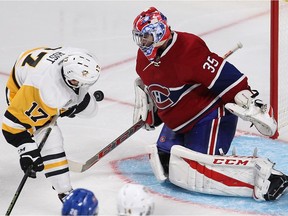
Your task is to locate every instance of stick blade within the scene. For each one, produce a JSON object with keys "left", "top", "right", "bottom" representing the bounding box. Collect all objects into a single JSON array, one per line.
[{"left": 68, "top": 160, "right": 85, "bottom": 172}]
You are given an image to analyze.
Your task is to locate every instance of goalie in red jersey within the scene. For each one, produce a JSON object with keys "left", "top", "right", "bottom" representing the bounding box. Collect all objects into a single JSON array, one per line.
[{"left": 132, "top": 6, "right": 288, "bottom": 201}]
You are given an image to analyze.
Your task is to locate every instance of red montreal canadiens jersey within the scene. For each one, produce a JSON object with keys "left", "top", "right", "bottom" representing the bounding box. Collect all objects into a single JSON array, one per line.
[{"left": 135, "top": 31, "right": 250, "bottom": 133}]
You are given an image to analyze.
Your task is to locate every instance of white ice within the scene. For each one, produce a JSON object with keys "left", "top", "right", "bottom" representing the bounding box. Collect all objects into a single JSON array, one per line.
[{"left": 0, "top": 1, "right": 281, "bottom": 215}]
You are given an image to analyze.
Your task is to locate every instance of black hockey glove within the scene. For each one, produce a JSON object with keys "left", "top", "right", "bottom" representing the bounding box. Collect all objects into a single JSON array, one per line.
[
  {"left": 18, "top": 144, "right": 44, "bottom": 178},
  {"left": 60, "top": 105, "right": 77, "bottom": 118},
  {"left": 60, "top": 93, "right": 92, "bottom": 118},
  {"left": 60, "top": 91, "right": 103, "bottom": 118}
]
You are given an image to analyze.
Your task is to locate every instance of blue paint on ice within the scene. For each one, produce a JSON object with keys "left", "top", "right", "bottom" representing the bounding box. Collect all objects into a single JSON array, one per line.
[{"left": 113, "top": 135, "right": 288, "bottom": 215}]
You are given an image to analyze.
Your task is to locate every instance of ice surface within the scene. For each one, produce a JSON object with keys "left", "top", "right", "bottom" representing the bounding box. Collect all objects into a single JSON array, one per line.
[{"left": 0, "top": 1, "right": 286, "bottom": 215}]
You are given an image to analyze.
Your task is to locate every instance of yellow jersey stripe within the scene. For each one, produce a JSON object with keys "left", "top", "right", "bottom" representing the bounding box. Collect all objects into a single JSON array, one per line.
[
  {"left": 2, "top": 122, "right": 26, "bottom": 134},
  {"left": 44, "top": 159, "right": 68, "bottom": 170}
]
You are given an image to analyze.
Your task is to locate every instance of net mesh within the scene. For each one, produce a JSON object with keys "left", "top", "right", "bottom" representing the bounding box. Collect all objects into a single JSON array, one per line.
[{"left": 277, "top": 1, "right": 288, "bottom": 136}]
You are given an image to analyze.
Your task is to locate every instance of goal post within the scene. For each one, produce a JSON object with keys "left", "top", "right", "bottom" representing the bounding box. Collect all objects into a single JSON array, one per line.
[{"left": 270, "top": 0, "right": 288, "bottom": 140}]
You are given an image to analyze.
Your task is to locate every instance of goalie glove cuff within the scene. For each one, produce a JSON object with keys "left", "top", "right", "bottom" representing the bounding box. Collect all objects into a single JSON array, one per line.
[{"left": 18, "top": 142, "right": 38, "bottom": 155}]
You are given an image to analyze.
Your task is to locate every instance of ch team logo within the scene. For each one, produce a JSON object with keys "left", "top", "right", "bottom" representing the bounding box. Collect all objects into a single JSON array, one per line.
[
  {"left": 148, "top": 84, "right": 173, "bottom": 109},
  {"left": 148, "top": 83, "right": 196, "bottom": 110}
]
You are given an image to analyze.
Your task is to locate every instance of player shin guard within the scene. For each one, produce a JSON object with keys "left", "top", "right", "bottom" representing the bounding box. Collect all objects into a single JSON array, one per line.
[{"left": 146, "top": 144, "right": 167, "bottom": 183}]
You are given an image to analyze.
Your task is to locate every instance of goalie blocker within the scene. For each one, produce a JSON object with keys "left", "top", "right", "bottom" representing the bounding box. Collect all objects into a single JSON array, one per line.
[
  {"left": 148, "top": 144, "right": 288, "bottom": 201},
  {"left": 133, "top": 78, "right": 162, "bottom": 130}
]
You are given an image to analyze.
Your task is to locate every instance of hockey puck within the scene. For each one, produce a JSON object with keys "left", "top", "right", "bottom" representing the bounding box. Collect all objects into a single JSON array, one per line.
[{"left": 94, "top": 90, "right": 104, "bottom": 101}]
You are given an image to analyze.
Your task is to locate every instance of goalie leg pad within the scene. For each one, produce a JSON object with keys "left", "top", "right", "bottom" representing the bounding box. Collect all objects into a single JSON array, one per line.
[
  {"left": 169, "top": 145, "right": 288, "bottom": 201},
  {"left": 169, "top": 145, "right": 255, "bottom": 197},
  {"left": 253, "top": 158, "right": 288, "bottom": 201},
  {"left": 264, "top": 173, "right": 288, "bottom": 201},
  {"left": 146, "top": 144, "right": 167, "bottom": 183}
]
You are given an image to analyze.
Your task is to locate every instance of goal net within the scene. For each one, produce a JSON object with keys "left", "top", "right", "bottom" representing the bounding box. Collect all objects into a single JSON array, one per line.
[{"left": 270, "top": 0, "right": 288, "bottom": 141}]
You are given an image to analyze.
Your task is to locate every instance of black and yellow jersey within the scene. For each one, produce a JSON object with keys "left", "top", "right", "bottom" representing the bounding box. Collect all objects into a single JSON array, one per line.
[{"left": 2, "top": 47, "right": 92, "bottom": 147}]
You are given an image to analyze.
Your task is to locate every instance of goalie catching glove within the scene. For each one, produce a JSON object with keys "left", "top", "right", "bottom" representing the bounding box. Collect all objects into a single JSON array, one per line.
[
  {"left": 225, "top": 90, "right": 277, "bottom": 137},
  {"left": 133, "top": 78, "right": 162, "bottom": 130}
]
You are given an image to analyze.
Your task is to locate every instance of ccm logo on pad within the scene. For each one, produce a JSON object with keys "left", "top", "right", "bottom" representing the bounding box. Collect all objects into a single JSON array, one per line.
[{"left": 213, "top": 158, "right": 249, "bottom": 165}]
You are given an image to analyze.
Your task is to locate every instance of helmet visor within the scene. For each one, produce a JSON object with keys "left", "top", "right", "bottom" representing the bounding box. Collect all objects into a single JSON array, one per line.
[{"left": 132, "top": 29, "right": 154, "bottom": 49}]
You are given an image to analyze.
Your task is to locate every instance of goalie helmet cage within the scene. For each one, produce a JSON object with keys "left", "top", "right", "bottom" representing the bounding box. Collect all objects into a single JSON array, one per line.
[{"left": 270, "top": 0, "right": 288, "bottom": 141}]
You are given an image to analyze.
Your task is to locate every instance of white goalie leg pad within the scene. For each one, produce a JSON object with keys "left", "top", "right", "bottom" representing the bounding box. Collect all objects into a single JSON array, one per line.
[
  {"left": 169, "top": 145, "right": 256, "bottom": 197},
  {"left": 225, "top": 90, "right": 277, "bottom": 137},
  {"left": 146, "top": 144, "right": 167, "bottom": 183},
  {"left": 252, "top": 158, "right": 288, "bottom": 201},
  {"left": 252, "top": 158, "right": 274, "bottom": 201}
]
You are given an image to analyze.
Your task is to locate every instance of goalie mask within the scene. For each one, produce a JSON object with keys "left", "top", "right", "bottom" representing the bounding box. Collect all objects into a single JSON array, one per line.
[
  {"left": 117, "top": 183, "right": 154, "bottom": 216},
  {"left": 62, "top": 52, "right": 101, "bottom": 88},
  {"left": 62, "top": 188, "right": 99, "bottom": 216},
  {"left": 132, "top": 7, "right": 171, "bottom": 62}
]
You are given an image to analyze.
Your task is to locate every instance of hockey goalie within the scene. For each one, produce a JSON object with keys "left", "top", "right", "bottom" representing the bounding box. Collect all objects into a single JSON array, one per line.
[
  {"left": 134, "top": 77, "right": 288, "bottom": 201},
  {"left": 131, "top": 7, "right": 288, "bottom": 201}
]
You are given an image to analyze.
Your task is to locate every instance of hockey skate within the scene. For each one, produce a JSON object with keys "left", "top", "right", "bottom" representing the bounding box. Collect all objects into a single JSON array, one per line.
[
  {"left": 58, "top": 190, "right": 73, "bottom": 203},
  {"left": 264, "top": 173, "right": 288, "bottom": 201}
]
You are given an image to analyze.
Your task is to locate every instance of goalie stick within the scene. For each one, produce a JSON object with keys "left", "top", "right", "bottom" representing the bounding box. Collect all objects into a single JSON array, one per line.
[
  {"left": 5, "top": 115, "right": 58, "bottom": 216},
  {"left": 68, "top": 119, "right": 145, "bottom": 172},
  {"left": 223, "top": 42, "right": 243, "bottom": 59},
  {"left": 68, "top": 42, "right": 243, "bottom": 173}
]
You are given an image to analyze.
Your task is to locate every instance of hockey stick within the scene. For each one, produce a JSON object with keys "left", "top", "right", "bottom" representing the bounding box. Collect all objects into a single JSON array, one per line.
[
  {"left": 68, "top": 119, "right": 145, "bottom": 172},
  {"left": 68, "top": 42, "right": 243, "bottom": 173},
  {"left": 223, "top": 42, "right": 243, "bottom": 59},
  {"left": 5, "top": 116, "right": 58, "bottom": 216}
]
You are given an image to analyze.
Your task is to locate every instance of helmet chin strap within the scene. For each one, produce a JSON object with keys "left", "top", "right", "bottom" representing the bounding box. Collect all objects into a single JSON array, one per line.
[{"left": 61, "top": 67, "right": 80, "bottom": 94}]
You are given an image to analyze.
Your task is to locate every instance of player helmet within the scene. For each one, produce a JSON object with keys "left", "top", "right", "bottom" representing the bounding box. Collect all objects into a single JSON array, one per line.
[
  {"left": 62, "top": 188, "right": 99, "bottom": 216},
  {"left": 117, "top": 183, "right": 154, "bottom": 216},
  {"left": 62, "top": 52, "right": 101, "bottom": 88},
  {"left": 132, "top": 7, "right": 171, "bottom": 62}
]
